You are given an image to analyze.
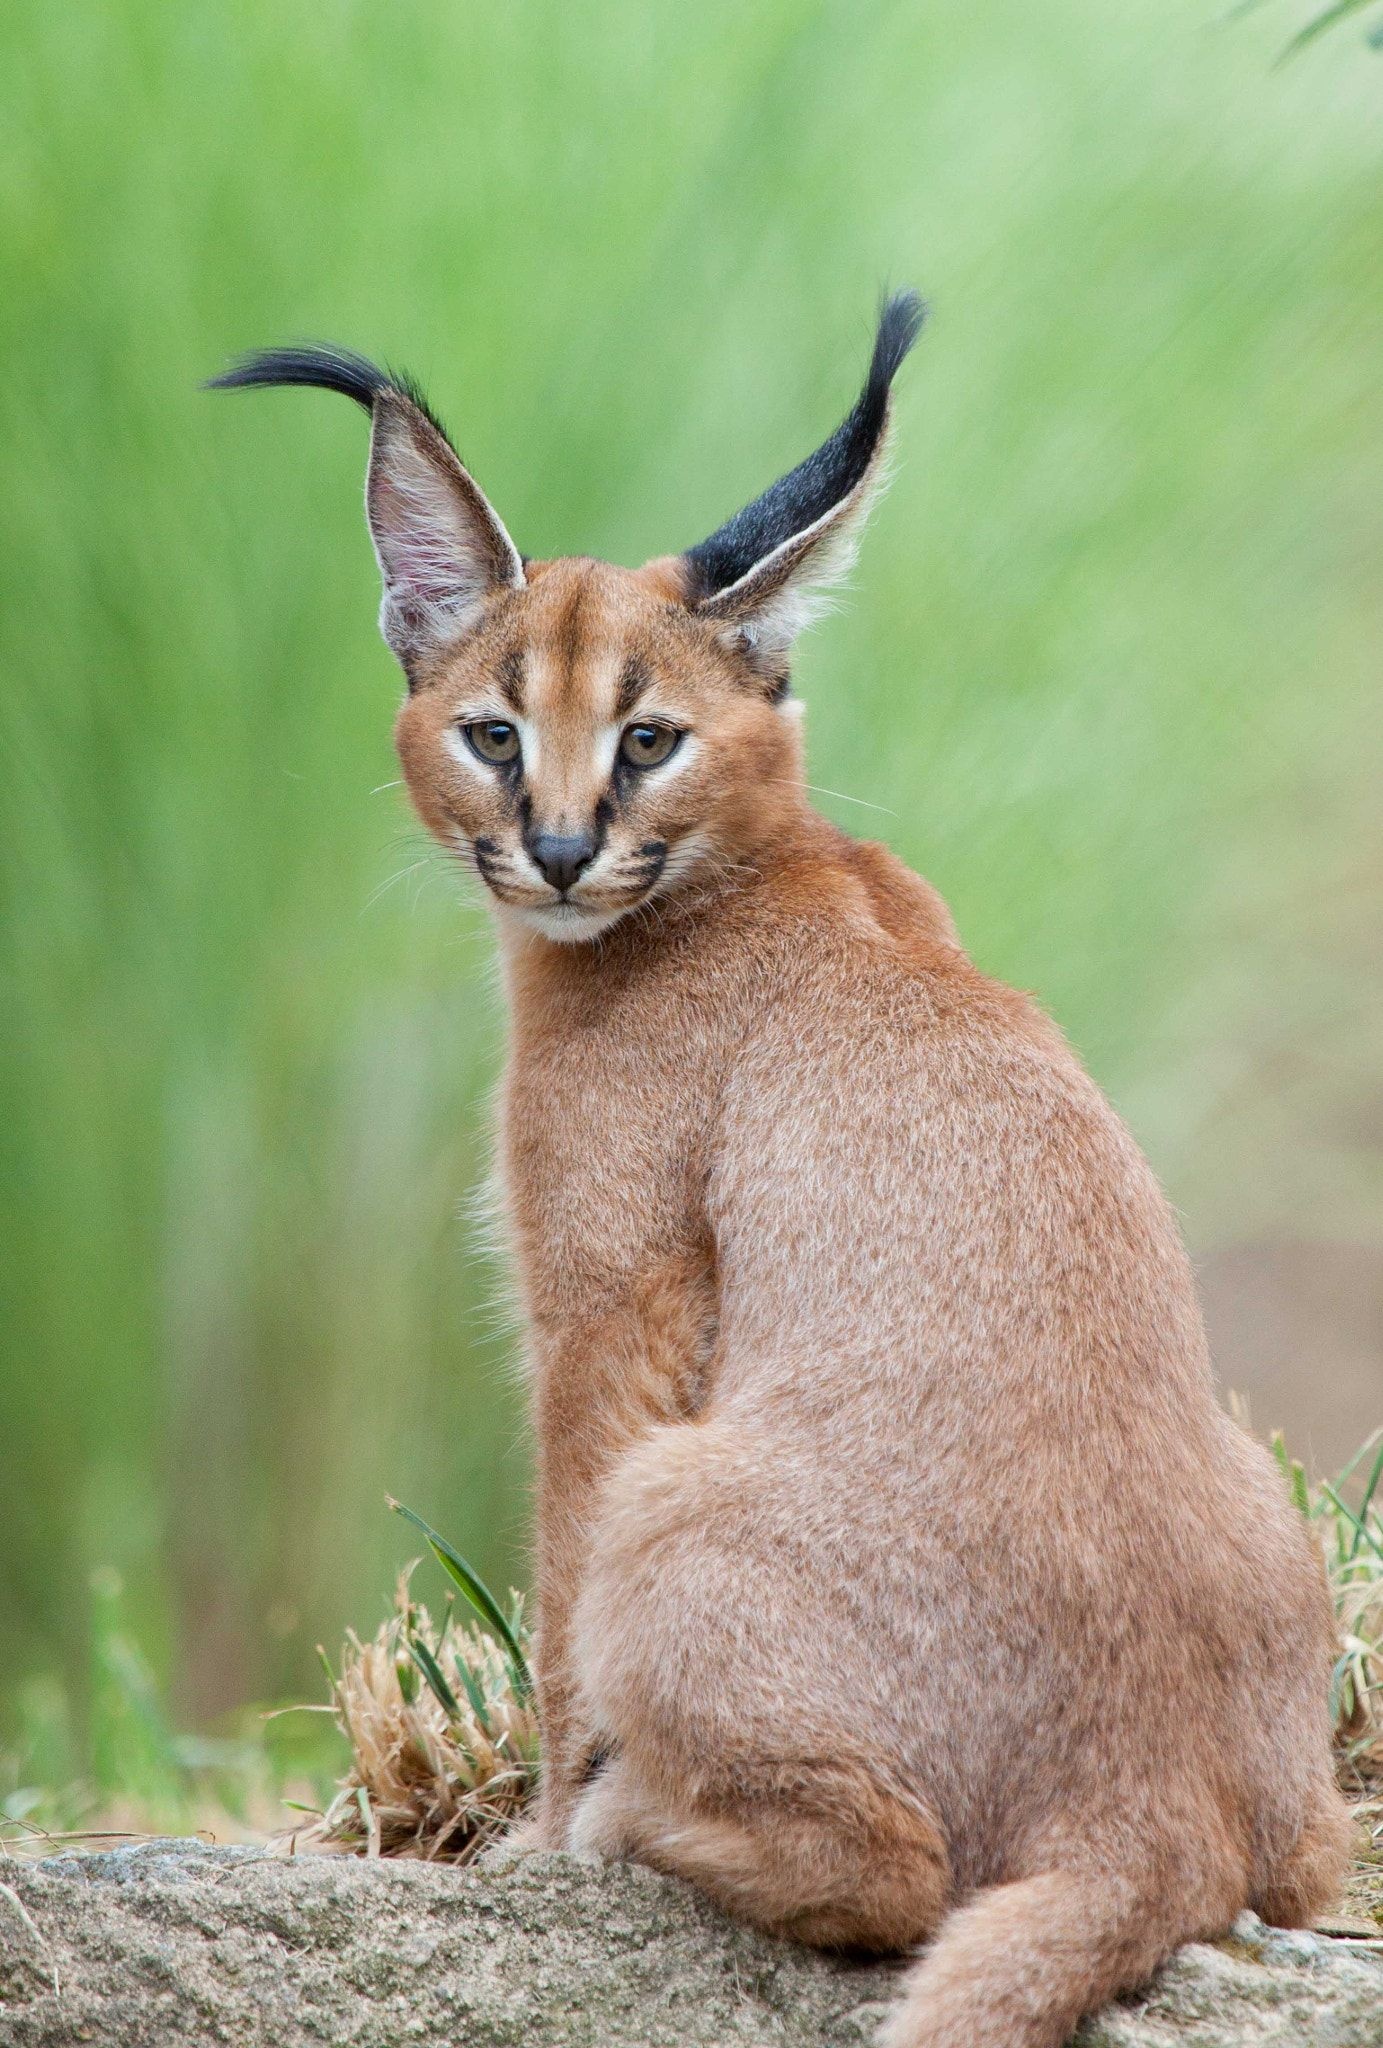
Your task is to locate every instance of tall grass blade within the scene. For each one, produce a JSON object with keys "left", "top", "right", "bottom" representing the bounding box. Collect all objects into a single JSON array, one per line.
[
  {"left": 386, "top": 1498, "right": 534, "bottom": 1702},
  {"left": 1348, "top": 1438, "right": 1383, "bottom": 1559},
  {"left": 1271, "top": 1430, "right": 1312, "bottom": 1518},
  {"left": 404, "top": 1635, "right": 462, "bottom": 1721},
  {"left": 1319, "top": 1483, "right": 1383, "bottom": 1564}
]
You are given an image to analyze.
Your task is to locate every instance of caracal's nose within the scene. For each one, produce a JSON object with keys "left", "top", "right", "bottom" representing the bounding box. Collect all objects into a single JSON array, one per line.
[{"left": 529, "top": 831, "right": 597, "bottom": 894}]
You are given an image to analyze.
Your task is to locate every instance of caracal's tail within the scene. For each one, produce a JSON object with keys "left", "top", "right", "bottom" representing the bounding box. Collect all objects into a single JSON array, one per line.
[{"left": 878, "top": 1865, "right": 1219, "bottom": 2048}]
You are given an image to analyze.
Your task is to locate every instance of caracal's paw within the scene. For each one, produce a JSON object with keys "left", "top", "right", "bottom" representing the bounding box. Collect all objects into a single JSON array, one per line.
[{"left": 498, "top": 1802, "right": 566, "bottom": 1854}]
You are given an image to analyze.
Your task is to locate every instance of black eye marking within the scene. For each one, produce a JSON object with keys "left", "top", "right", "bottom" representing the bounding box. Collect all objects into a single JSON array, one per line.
[
  {"left": 462, "top": 719, "right": 521, "bottom": 766},
  {"left": 495, "top": 649, "right": 525, "bottom": 712},
  {"left": 614, "top": 659, "right": 651, "bottom": 720}
]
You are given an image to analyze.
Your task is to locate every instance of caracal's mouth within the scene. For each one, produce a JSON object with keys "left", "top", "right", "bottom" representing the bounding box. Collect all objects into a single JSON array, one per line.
[
  {"left": 510, "top": 899, "right": 635, "bottom": 943},
  {"left": 457, "top": 831, "right": 715, "bottom": 943}
]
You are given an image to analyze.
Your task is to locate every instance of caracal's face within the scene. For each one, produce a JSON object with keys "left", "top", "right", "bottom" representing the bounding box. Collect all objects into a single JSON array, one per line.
[
  {"left": 212, "top": 297, "right": 923, "bottom": 941},
  {"left": 394, "top": 556, "right": 795, "bottom": 944}
]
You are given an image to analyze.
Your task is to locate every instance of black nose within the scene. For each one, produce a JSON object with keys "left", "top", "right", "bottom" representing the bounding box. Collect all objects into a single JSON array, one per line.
[{"left": 529, "top": 832, "right": 597, "bottom": 894}]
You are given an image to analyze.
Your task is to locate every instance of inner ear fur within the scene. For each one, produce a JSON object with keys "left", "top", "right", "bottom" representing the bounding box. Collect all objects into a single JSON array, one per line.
[{"left": 365, "top": 394, "right": 524, "bottom": 680}]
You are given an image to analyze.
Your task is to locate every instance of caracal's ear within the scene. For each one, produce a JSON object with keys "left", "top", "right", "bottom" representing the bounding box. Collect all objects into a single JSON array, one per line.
[
  {"left": 677, "top": 290, "right": 925, "bottom": 686},
  {"left": 206, "top": 346, "right": 523, "bottom": 685}
]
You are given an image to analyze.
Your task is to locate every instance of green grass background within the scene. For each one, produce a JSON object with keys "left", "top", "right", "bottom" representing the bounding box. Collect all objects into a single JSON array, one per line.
[{"left": 2, "top": 0, "right": 1381, "bottom": 1741}]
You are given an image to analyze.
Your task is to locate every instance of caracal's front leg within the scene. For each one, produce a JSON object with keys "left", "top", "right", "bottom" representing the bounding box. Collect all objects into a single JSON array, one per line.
[{"left": 526, "top": 1260, "right": 716, "bottom": 1845}]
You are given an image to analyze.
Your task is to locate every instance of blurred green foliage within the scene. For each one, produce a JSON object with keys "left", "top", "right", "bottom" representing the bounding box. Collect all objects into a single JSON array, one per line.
[
  {"left": 1274, "top": 0, "right": 1383, "bottom": 59},
  {"left": 0, "top": 1569, "right": 333, "bottom": 1846},
  {"left": 2, "top": 0, "right": 1381, "bottom": 1733}
]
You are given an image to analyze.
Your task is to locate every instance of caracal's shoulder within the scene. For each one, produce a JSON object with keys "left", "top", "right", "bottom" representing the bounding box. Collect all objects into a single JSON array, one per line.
[{"left": 718, "top": 829, "right": 1072, "bottom": 1078}]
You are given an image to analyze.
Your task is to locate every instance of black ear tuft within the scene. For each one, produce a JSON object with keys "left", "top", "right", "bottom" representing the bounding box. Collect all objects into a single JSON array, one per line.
[
  {"left": 868, "top": 288, "right": 927, "bottom": 397},
  {"left": 205, "top": 345, "right": 454, "bottom": 445},
  {"left": 683, "top": 289, "right": 926, "bottom": 604}
]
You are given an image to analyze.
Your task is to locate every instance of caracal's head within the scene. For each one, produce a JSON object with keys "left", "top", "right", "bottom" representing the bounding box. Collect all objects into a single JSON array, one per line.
[{"left": 210, "top": 294, "right": 923, "bottom": 943}]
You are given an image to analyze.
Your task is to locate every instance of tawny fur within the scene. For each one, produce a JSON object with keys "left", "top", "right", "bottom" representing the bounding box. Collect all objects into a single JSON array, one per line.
[{"left": 219, "top": 308, "right": 1350, "bottom": 2048}]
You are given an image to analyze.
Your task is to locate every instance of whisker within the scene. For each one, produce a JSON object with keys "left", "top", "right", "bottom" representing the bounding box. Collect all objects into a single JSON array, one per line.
[
  {"left": 751, "top": 772, "right": 897, "bottom": 818},
  {"left": 361, "top": 858, "right": 430, "bottom": 914},
  {"left": 408, "top": 857, "right": 442, "bottom": 914},
  {"left": 803, "top": 782, "right": 897, "bottom": 817}
]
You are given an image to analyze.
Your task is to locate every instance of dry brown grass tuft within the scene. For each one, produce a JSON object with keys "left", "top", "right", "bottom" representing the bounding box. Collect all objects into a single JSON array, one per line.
[
  {"left": 1328, "top": 1595, "right": 1382, "bottom": 1928},
  {"left": 1291, "top": 1432, "right": 1383, "bottom": 1794},
  {"left": 1329, "top": 1544, "right": 1383, "bottom": 1797},
  {"left": 1296, "top": 1427, "right": 1383, "bottom": 1928},
  {"left": 301, "top": 1570, "right": 539, "bottom": 1863}
]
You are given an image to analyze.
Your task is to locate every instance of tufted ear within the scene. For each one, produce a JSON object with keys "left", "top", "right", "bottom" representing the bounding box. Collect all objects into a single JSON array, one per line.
[
  {"left": 679, "top": 291, "right": 925, "bottom": 685},
  {"left": 207, "top": 346, "right": 523, "bottom": 685}
]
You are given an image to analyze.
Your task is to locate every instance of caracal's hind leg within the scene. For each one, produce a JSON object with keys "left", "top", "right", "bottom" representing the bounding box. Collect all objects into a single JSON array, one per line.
[
  {"left": 570, "top": 1749, "right": 950, "bottom": 1951},
  {"left": 567, "top": 1416, "right": 951, "bottom": 1951}
]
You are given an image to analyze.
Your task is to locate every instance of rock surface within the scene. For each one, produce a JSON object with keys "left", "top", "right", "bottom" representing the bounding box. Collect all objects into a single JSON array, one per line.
[{"left": 0, "top": 1841, "right": 1378, "bottom": 2047}]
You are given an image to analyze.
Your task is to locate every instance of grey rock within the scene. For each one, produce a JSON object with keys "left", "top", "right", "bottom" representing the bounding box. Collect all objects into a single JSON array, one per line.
[{"left": 0, "top": 1842, "right": 1377, "bottom": 2047}]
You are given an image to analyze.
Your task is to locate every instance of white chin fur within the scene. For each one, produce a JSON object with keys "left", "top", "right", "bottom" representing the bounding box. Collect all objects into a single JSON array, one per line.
[{"left": 507, "top": 900, "right": 631, "bottom": 945}]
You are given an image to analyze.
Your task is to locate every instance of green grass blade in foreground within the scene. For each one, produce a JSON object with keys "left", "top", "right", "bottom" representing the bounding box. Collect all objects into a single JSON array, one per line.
[
  {"left": 1328, "top": 1428, "right": 1383, "bottom": 1494},
  {"left": 416, "top": 1618, "right": 490, "bottom": 1725},
  {"left": 404, "top": 1632, "right": 463, "bottom": 1722},
  {"left": 451, "top": 1648, "right": 491, "bottom": 1726},
  {"left": 1348, "top": 1438, "right": 1383, "bottom": 1560},
  {"left": 1318, "top": 1483, "right": 1383, "bottom": 1565},
  {"left": 1271, "top": 1431, "right": 1312, "bottom": 1519},
  {"left": 395, "top": 1650, "right": 420, "bottom": 1706},
  {"left": 387, "top": 1497, "right": 534, "bottom": 1702}
]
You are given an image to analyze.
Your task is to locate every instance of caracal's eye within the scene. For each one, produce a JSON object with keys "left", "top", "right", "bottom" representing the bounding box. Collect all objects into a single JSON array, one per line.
[
  {"left": 463, "top": 719, "right": 521, "bottom": 766},
  {"left": 619, "top": 722, "right": 681, "bottom": 769}
]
